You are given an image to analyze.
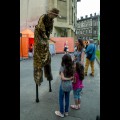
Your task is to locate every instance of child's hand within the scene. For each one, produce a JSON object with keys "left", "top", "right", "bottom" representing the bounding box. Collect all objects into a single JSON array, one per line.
[{"left": 70, "top": 76, "right": 73, "bottom": 80}]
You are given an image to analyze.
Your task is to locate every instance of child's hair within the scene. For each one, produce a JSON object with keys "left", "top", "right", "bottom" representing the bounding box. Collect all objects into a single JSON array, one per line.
[
  {"left": 61, "top": 54, "right": 73, "bottom": 77},
  {"left": 76, "top": 62, "right": 84, "bottom": 80}
]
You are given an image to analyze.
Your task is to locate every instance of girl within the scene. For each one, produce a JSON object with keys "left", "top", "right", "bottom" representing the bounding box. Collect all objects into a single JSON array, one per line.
[
  {"left": 70, "top": 62, "right": 84, "bottom": 110},
  {"left": 55, "top": 54, "right": 74, "bottom": 117}
]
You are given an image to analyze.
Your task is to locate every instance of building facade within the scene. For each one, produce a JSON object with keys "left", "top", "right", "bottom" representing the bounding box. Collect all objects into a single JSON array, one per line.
[
  {"left": 77, "top": 13, "right": 100, "bottom": 42},
  {"left": 20, "top": 0, "right": 81, "bottom": 40},
  {"left": 20, "top": 0, "right": 49, "bottom": 32}
]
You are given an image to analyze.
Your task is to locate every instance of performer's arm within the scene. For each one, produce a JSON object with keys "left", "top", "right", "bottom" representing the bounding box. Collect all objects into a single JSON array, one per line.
[{"left": 49, "top": 38, "right": 56, "bottom": 43}]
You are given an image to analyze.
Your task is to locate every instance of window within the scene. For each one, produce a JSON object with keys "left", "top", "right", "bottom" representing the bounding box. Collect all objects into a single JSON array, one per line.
[
  {"left": 54, "top": 33, "right": 56, "bottom": 37},
  {"left": 61, "top": 16, "right": 67, "bottom": 20},
  {"left": 89, "top": 29, "right": 91, "bottom": 33},
  {"left": 94, "top": 30, "right": 96, "bottom": 34},
  {"left": 94, "top": 22, "right": 96, "bottom": 26},
  {"left": 59, "top": 0, "right": 66, "bottom": 2},
  {"left": 90, "top": 20, "right": 92, "bottom": 26},
  {"left": 79, "top": 23, "right": 81, "bottom": 27},
  {"left": 72, "top": 7, "right": 73, "bottom": 24},
  {"left": 83, "top": 30, "right": 84, "bottom": 34},
  {"left": 83, "top": 23, "right": 84, "bottom": 27},
  {"left": 77, "top": 30, "right": 79, "bottom": 34},
  {"left": 96, "top": 21, "right": 98, "bottom": 26},
  {"left": 96, "top": 30, "right": 98, "bottom": 34}
]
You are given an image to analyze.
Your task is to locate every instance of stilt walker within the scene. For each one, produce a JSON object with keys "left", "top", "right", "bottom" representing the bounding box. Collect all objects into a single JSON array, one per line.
[{"left": 33, "top": 8, "right": 60, "bottom": 102}]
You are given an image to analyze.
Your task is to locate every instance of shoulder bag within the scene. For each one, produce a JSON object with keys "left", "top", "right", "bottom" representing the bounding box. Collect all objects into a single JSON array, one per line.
[{"left": 61, "top": 80, "right": 72, "bottom": 92}]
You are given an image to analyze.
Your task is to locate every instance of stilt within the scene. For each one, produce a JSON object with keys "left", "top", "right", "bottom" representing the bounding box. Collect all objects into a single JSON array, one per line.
[
  {"left": 36, "top": 84, "right": 39, "bottom": 102},
  {"left": 49, "top": 80, "right": 52, "bottom": 92}
]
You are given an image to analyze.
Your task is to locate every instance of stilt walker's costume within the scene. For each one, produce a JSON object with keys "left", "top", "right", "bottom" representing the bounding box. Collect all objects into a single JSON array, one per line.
[{"left": 33, "top": 14, "right": 54, "bottom": 85}]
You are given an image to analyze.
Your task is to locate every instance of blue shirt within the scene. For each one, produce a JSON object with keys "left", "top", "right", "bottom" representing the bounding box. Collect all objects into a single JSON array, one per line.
[{"left": 85, "top": 43, "right": 96, "bottom": 61}]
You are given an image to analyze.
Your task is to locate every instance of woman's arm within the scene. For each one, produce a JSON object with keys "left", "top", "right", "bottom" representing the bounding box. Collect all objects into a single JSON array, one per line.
[
  {"left": 81, "top": 51, "right": 85, "bottom": 65},
  {"left": 72, "top": 76, "right": 76, "bottom": 83}
]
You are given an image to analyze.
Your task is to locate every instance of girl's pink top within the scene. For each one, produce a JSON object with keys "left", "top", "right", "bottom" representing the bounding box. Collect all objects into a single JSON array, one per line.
[{"left": 72, "top": 72, "right": 84, "bottom": 90}]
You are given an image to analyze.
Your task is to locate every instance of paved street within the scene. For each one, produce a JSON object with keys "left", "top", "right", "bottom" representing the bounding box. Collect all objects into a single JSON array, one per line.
[{"left": 20, "top": 53, "right": 100, "bottom": 120}]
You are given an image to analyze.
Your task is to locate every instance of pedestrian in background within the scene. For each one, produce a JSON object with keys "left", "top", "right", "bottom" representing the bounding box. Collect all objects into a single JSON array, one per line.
[
  {"left": 55, "top": 54, "right": 73, "bottom": 118},
  {"left": 70, "top": 62, "right": 84, "bottom": 110},
  {"left": 64, "top": 41, "right": 69, "bottom": 54},
  {"left": 73, "top": 38, "right": 85, "bottom": 66},
  {"left": 84, "top": 39, "right": 96, "bottom": 77}
]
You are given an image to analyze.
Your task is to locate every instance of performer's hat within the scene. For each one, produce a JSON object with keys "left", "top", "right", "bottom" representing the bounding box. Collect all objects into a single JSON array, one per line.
[{"left": 47, "top": 8, "right": 61, "bottom": 18}]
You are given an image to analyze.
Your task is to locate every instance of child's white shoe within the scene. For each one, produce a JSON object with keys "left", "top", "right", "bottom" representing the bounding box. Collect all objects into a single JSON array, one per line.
[
  {"left": 55, "top": 111, "right": 64, "bottom": 118},
  {"left": 70, "top": 105, "right": 79, "bottom": 110},
  {"left": 64, "top": 112, "right": 68, "bottom": 116}
]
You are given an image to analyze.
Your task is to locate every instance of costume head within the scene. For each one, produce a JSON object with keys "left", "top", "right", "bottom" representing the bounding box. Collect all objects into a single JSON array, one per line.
[{"left": 47, "top": 8, "right": 61, "bottom": 18}]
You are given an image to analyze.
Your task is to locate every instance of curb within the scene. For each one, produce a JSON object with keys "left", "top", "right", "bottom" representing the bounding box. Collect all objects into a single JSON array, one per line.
[{"left": 96, "top": 57, "right": 100, "bottom": 66}]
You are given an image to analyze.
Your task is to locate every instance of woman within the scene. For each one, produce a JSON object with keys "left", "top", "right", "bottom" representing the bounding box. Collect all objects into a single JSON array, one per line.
[
  {"left": 73, "top": 38, "right": 85, "bottom": 65},
  {"left": 33, "top": 8, "right": 60, "bottom": 85},
  {"left": 64, "top": 41, "right": 69, "bottom": 54}
]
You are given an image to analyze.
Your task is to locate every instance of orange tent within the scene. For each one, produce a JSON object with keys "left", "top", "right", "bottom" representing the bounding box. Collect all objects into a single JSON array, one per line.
[
  {"left": 20, "top": 29, "right": 34, "bottom": 58},
  {"left": 21, "top": 28, "right": 34, "bottom": 38}
]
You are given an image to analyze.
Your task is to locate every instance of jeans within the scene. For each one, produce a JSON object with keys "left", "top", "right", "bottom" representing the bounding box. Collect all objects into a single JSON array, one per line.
[
  {"left": 59, "top": 84, "right": 70, "bottom": 114},
  {"left": 73, "top": 88, "right": 82, "bottom": 100}
]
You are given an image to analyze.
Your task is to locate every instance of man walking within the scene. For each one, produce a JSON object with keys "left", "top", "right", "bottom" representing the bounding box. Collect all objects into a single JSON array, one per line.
[{"left": 84, "top": 39, "right": 96, "bottom": 77}]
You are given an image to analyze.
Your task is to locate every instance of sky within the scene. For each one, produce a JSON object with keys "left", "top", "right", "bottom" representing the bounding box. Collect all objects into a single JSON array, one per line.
[{"left": 77, "top": 0, "right": 100, "bottom": 19}]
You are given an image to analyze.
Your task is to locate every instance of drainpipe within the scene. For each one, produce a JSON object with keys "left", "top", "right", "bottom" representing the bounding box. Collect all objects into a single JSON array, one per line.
[{"left": 26, "top": 0, "right": 29, "bottom": 28}]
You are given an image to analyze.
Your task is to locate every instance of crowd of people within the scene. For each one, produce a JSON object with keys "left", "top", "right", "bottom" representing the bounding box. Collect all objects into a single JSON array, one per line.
[
  {"left": 32, "top": 7, "right": 97, "bottom": 119},
  {"left": 55, "top": 38, "right": 96, "bottom": 117}
]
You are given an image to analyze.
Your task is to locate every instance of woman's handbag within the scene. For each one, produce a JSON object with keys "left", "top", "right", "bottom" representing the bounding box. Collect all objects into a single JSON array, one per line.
[
  {"left": 86, "top": 53, "right": 92, "bottom": 59},
  {"left": 61, "top": 80, "right": 73, "bottom": 92}
]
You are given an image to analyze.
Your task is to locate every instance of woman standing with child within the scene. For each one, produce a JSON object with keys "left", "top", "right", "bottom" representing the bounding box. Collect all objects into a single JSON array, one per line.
[
  {"left": 73, "top": 38, "right": 85, "bottom": 65},
  {"left": 55, "top": 54, "right": 73, "bottom": 117},
  {"left": 70, "top": 62, "right": 84, "bottom": 109}
]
